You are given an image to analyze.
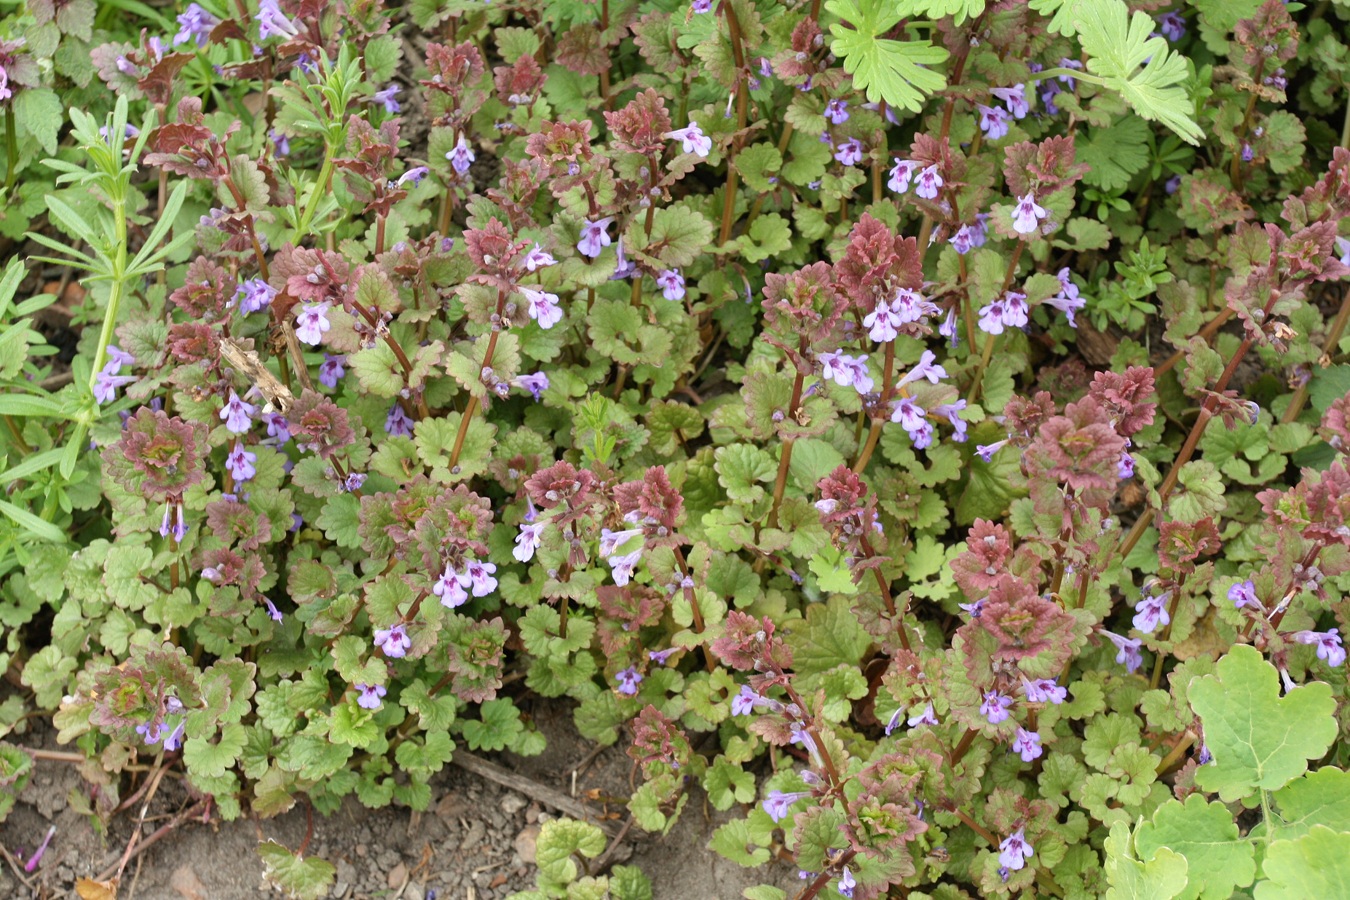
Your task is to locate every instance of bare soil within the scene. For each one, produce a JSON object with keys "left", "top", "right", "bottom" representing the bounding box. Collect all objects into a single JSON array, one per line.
[{"left": 0, "top": 704, "right": 797, "bottom": 899}]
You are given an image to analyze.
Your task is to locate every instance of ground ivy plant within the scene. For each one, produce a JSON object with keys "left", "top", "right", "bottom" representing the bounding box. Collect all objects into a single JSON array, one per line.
[{"left": 1, "top": 0, "right": 1350, "bottom": 898}]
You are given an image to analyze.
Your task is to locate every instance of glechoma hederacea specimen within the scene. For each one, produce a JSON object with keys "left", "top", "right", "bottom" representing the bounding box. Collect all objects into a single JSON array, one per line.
[{"left": 1, "top": 0, "right": 1350, "bottom": 897}]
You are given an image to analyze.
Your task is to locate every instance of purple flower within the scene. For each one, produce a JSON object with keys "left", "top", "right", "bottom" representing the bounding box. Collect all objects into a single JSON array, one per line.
[
  {"left": 837, "top": 866, "right": 856, "bottom": 899},
  {"left": 824, "top": 99, "right": 849, "bottom": 124},
  {"left": 295, "top": 301, "right": 331, "bottom": 346},
  {"left": 907, "top": 702, "right": 938, "bottom": 728},
  {"left": 174, "top": 3, "right": 219, "bottom": 47},
  {"left": 318, "top": 353, "right": 346, "bottom": 388},
  {"left": 372, "top": 84, "right": 401, "bottom": 113},
  {"left": 1002, "top": 291, "right": 1029, "bottom": 329},
  {"left": 514, "top": 371, "right": 549, "bottom": 401},
  {"left": 664, "top": 122, "right": 711, "bottom": 157},
  {"left": 763, "top": 789, "right": 810, "bottom": 823},
  {"left": 264, "top": 412, "right": 291, "bottom": 445},
  {"left": 1118, "top": 451, "right": 1135, "bottom": 480},
  {"left": 514, "top": 522, "right": 545, "bottom": 562},
  {"left": 433, "top": 564, "right": 469, "bottom": 608},
  {"left": 577, "top": 217, "right": 614, "bottom": 258},
  {"left": 106, "top": 345, "right": 134, "bottom": 368},
  {"left": 820, "top": 351, "right": 874, "bottom": 394},
  {"left": 950, "top": 224, "right": 978, "bottom": 254},
  {"left": 226, "top": 442, "right": 257, "bottom": 483},
  {"left": 162, "top": 719, "right": 185, "bottom": 752},
  {"left": 935, "top": 400, "right": 968, "bottom": 442},
  {"left": 220, "top": 390, "right": 257, "bottom": 434},
  {"left": 1043, "top": 267, "right": 1084, "bottom": 326},
  {"left": 888, "top": 159, "right": 918, "bottom": 194},
  {"left": 732, "top": 685, "right": 763, "bottom": 716},
  {"left": 615, "top": 666, "right": 643, "bottom": 695},
  {"left": 1241, "top": 142, "right": 1254, "bottom": 163},
  {"left": 1021, "top": 678, "right": 1066, "bottom": 704},
  {"left": 649, "top": 648, "right": 676, "bottom": 665},
  {"left": 1133, "top": 590, "right": 1172, "bottom": 634},
  {"left": 1012, "top": 727, "right": 1043, "bottom": 762},
  {"left": 889, "top": 397, "right": 927, "bottom": 435},
  {"left": 1294, "top": 629, "right": 1346, "bottom": 667},
  {"left": 1228, "top": 580, "right": 1261, "bottom": 610},
  {"left": 342, "top": 472, "right": 366, "bottom": 493},
  {"left": 94, "top": 364, "right": 136, "bottom": 405},
  {"left": 374, "top": 623, "right": 411, "bottom": 658},
  {"left": 834, "top": 138, "right": 864, "bottom": 166},
  {"left": 385, "top": 402, "right": 415, "bottom": 437},
  {"left": 236, "top": 278, "right": 276, "bottom": 315},
  {"left": 998, "top": 829, "right": 1034, "bottom": 871},
  {"left": 600, "top": 527, "right": 644, "bottom": 558},
  {"left": 893, "top": 287, "right": 938, "bottom": 323},
  {"left": 160, "top": 500, "right": 187, "bottom": 542},
  {"left": 447, "top": 135, "right": 475, "bottom": 174},
  {"left": 465, "top": 559, "right": 497, "bottom": 597},
  {"left": 1157, "top": 12, "right": 1186, "bottom": 42},
  {"left": 270, "top": 129, "right": 290, "bottom": 157},
  {"left": 939, "top": 307, "right": 959, "bottom": 347},
  {"left": 257, "top": 0, "right": 300, "bottom": 39},
  {"left": 1198, "top": 744, "right": 1212, "bottom": 765},
  {"left": 522, "top": 287, "right": 564, "bottom": 329},
  {"left": 896, "top": 349, "right": 946, "bottom": 389},
  {"left": 524, "top": 244, "right": 557, "bottom": 271},
  {"left": 397, "top": 166, "right": 429, "bottom": 188},
  {"left": 976, "top": 439, "right": 1008, "bottom": 463},
  {"left": 990, "top": 84, "right": 1030, "bottom": 118},
  {"left": 1011, "top": 192, "right": 1048, "bottom": 235},
  {"left": 1335, "top": 236, "right": 1350, "bottom": 268},
  {"left": 691, "top": 0, "right": 711, "bottom": 13},
  {"left": 978, "top": 299, "right": 1007, "bottom": 335},
  {"left": 914, "top": 164, "right": 944, "bottom": 200},
  {"left": 656, "top": 268, "right": 686, "bottom": 301},
  {"left": 356, "top": 683, "right": 387, "bottom": 709},
  {"left": 609, "top": 549, "right": 642, "bottom": 586},
  {"left": 977, "top": 104, "right": 1011, "bottom": 140},
  {"left": 980, "top": 690, "right": 1013, "bottom": 725},
  {"left": 1102, "top": 630, "right": 1144, "bottom": 673}
]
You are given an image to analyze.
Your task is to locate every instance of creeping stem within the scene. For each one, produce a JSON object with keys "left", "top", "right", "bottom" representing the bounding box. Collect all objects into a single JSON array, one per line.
[
  {"left": 717, "top": 0, "right": 749, "bottom": 248},
  {"left": 446, "top": 288, "right": 508, "bottom": 472}
]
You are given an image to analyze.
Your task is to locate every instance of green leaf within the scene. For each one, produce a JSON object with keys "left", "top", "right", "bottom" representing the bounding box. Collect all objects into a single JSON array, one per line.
[
  {"left": 535, "top": 818, "right": 607, "bottom": 890},
  {"left": 1189, "top": 645, "right": 1339, "bottom": 801},
  {"left": 1270, "top": 767, "right": 1350, "bottom": 840},
  {"left": 704, "top": 757, "right": 756, "bottom": 810},
  {"left": 785, "top": 595, "right": 870, "bottom": 676},
  {"left": 1104, "top": 820, "right": 1189, "bottom": 900},
  {"left": 893, "top": 0, "right": 985, "bottom": 25},
  {"left": 734, "top": 143, "right": 783, "bottom": 194},
  {"left": 1078, "top": 117, "right": 1151, "bottom": 191},
  {"left": 15, "top": 89, "right": 65, "bottom": 155},
  {"left": 825, "top": 0, "right": 950, "bottom": 112},
  {"left": 1072, "top": 0, "right": 1203, "bottom": 144},
  {"left": 1253, "top": 827, "right": 1350, "bottom": 900},
  {"left": 0, "top": 498, "right": 65, "bottom": 543},
  {"left": 714, "top": 443, "right": 776, "bottom": 505},
  {"left": 258, "top": 841, "right": 337, "bottom": 900},
  {"left": 183, "top": 723, "right": 248, "bottom": 779},
  {"left": 1134, "top": 795, "right": 1255, "bottom": 900},
  {"left": 631, "top": 205, "right": 714, "bottom": 269},
  {"left": 735, "top": 214, "right": 792, "bottom": 264},
  {"left": 348, "top": 343, "right": 405, "bottom": 397},
  {"left": 710, "top": 817, "right": 772, "bottom": 866},
  {"left": 461, "top": 698, "right": 523, "bottom": 752}
]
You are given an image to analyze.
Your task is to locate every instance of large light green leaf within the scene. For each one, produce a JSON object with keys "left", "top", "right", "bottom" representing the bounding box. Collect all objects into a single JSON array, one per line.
[
  {"left": 1190, "top": 646, "right": 1338, "bottom": 801},
  {"left": 825, "top": 0, "right": 950, "bottom": 112},
  {"left": 1134, "top": 795, "right": 1256, "bottom": 900}
]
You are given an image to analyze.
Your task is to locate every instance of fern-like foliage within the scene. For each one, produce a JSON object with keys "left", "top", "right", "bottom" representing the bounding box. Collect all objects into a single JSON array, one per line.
[{"left": 825, "top": 0, "right": 950, "bottom": 113}]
